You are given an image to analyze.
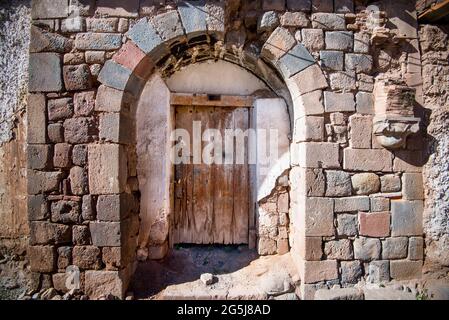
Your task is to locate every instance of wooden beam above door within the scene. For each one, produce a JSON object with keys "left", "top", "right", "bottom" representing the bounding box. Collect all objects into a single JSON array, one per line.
[{"left": 170, "top": 93, "right": 254, "bottom": 108}]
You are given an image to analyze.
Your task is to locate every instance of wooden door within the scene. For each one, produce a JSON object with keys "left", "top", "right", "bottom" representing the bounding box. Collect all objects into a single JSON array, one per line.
[{"left": 173, "top": 105, "right": 250, "bottom": 245}]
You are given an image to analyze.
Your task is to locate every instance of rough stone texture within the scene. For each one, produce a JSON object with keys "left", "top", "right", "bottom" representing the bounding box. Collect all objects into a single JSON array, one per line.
[
  {"left": 420, "top": 24, "right": 449, "bottom": 270},
  {"left": 345, "top": 53, "right": 373, "bottom": 73},
  {"left": 391, "top": 200, "right": 423, "bottom": 237},
  {"left": 262, "top": 27, "right": 296, "bottom": 61},
  {"left": 351, "top": 173, "right": 380, "bottom": 195},
  {"left": 390, "top": 260, "right": 422, "bottom": 280},
  {"left": 344, "top": 149, "right": 393, "bottom": 172},
  {"left": 89, "top": 222, "right": 121, "bottom": 247},
  {"left": 380, "top": 175, "right": 401, "bottom": 193},
  {"left": 315, "top": 288, "right": 364, "bottom": 300},
  {"left": 84, "top": 270, "right": 124, "bottom": 299},
  {"left": 75, "top": 33, "right": 122, "bottom": 51},
  {"left": 302, "top": 29, "right": 325, "bottom": 52},
  {"left": 402, "top": 173, "right": 424, "bottom": 200},
  {"left": 359, "top": 212, "right": 390, "bottom": 238},
  {"left": 311, "top": 13, "right": 346, "bottom": 30},
  {"left": 334, "top": 196, "right": 370, "bottom": 212},
  {"left": 349, "top": 115, "right": 372, "bottom": 149},
  {"left": 336, "top": 214, "right": 358, "bottom": 236},
  {"left": 325, "top": 31, "right": 353, "bottom": 51},
  {"left": 340, "top": 261, "right": 362, "bottom": 284},
  {"left": 367, "top": 260, "right": 390, "bottom": 283},
  {"left": 29, "top": 246, "right": 56, "bottom": 272},
  {"left": 324, "top": 239, "right": 353, "bottom": 260},
  {"left": 73, "top": 246, "right": 101, "bottom": 270},
  {"left": 409, "top": 237, "right": 424, "bottom": 261},
  {"left": 325, "top": 170, "right": 351, "bottom": 197},
  {"left": 64, "top": 117, "right": 97, "bottom": 144},
  {"left": 301, "top": 260, "right": 338, "bottom": 284},
  {"left": 320, "top": 50, "right": 343, "bottom": 71},
  {"left": 370, "top": 197, "right": 390, "bottom": 212},
  {"left": 29, "top": 53, "right": 63, "bottom": 92},
  {"left": 353, "top": 237, "right": 381, "bottom": 261},
  {"left": 324, "top": 92, "right": 355, "bottom": 112},
  {"left": 355, "top": 92, "right": 374, "bottom": 115},
  {"left": 382, "top": 237, "right": 408, "bottom": 260},
  {"left": 330, "top": 71, "right": 356, "bottom": 91},
  {"left": 277, "top": 43, "right": 315, "bottom": 78}
]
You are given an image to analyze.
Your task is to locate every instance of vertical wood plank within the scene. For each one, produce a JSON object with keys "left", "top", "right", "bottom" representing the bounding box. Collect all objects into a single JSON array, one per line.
[{"left": 232, "top": 108, "right": 249, "bottom": 244}]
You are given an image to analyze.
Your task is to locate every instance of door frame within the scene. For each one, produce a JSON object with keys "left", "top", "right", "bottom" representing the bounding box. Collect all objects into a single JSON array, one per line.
[{"left": 169, "top": 92, "right": 256, "bottom": 249}]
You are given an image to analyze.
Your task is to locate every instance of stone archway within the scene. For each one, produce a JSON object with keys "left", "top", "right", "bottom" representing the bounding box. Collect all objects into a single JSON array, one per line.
[{"left": 89, "top": 10, "right": 330, "bottom": 297}]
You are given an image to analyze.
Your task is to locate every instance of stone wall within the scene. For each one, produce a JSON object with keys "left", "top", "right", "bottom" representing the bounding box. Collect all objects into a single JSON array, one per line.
[
  {"left": 419, "top": 24, "right": 449, "bottom": 271},
  {"left": 12, "top": 0, "right": 447, "bottom": 300}
]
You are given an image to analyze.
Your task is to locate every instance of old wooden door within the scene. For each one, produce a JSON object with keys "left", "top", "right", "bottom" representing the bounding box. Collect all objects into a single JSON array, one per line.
[{"left": 172, "top": 97, "right": 251, "bottom": 245}]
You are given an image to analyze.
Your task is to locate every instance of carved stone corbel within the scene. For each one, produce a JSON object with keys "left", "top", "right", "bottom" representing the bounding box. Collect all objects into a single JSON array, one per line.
[{"left": 373, "top": 79, "right": 421, "bottom": 149}]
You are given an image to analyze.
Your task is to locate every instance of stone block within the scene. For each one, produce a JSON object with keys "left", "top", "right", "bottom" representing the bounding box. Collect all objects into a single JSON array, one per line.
[
  {"left": 86, "top": 18, "right": 118, "bottom": 32},
  {"left": 30, "top": 221, "right": 71, "bottom": 245},
  {"left": 28, "top": 195, "right": 49, "bottom": 221},
  {"left": 73, "top": 246, "right": 101, "bottom": 270},
  {"left": 402, "top": 173, "right": 424, "bottom": 200},
  {"left": 29, "top": 53, "right": 63, "bottom": 92},
  {"left": 370, "top": 197, "right": 390, "bottom": 212},
  {"left": 205, "top": 1, "right": 225, "bottom": 35},
  {"left": 301, "top": 29, "right": 325, "bottom": 52},
  {"left": 75, "top": 33, "right": 122, "bottom": 50},
  {"left": 341, "top": 261, "right": 362, "bottom": 284},
  {"left": 294, "top": 116, "right": 324, "bottom": 142},
  {"left": 82, "top": 195, "right": 96, "bottom": 221},
  {"left": 357, "top": 73, "right": 374, "bottom": 92},
  {"left": 85, "top": 51, "right": 105, "bottom": 64},
  {"left": 408, "top": 237, "right": 424, "bottom": 260},
  {"left": 312, "top": 0, "right": 333, "bottom": 12},
  {"left": 73, "top": 225, "right": 91, "bottom": 245},
  {"left": 28, "top": 145, "right": 52, "bottom": 170},
  {"left": 288, "top": 65, "right": 328, "bottom": 99},
  {"left": 97, "top": 60, "right": 133, "bottom": 91},
  {"left": 349, "top": 115, "right": 372, "bottom": 149},
  {"left": 102, "top": 247, "right": 123, "bottom": 270},
  {"left": 85, "top": 270, "right": 125, "bottom": 299},
  {"left": 89, "top": 222, "right": 121, "bottom": 246},
  {"left": 359, "top": 212, "right": 390, "bottom": 237},
  {"left": 343, "top": 148, "right": 393, "bottom": 172},
  {"left": 292, "top": 142, "right": 340, "bottom": 169},
  {"left": 393, "top": 150, "right": 424, "bottom": 173},
  {"left": 330, "top": 71, "right": 356, "bottom": 90},
  {"left": 325, "top": 170, "right": 352, "bottom": 197},
  {"left": 31, "top": 0, "right": 69, "bottom": 19},
  {"left": 277, "top": 44, "right": 315, "bottom": 78},
  {"left": 64, "top": 117, "right": 97, "bottom": 144},
  {"left": 126, "top": 18, "right": 167, "bottom": 59},
  {"left": 112, "top": 41, "right": 154, "bottom": 80},
  {"left": 390, "top": 260, "right": 422, "bottom": 280},
  {"left": 353, "top": 237, "right": 381, "bottom": 261},
  {"left": 57, "top": 246, "right": 72, "bottom": 270},
  {"left": 151, "top": 10, "right": 184, "bottom": 42},
  {"left": 302, "top": 197, "right": 334, "bottom": 237},
  {"left": 48, "top": 123, "right": 64, "bottom": 143},
  {"left": 263, "top": 0, "right": 285, "bottom": 11},
  {"left": 52, "top": 273, "right": 69, "bottom": 293},
  {"left": 336, "top": 214, "right": 358, "bottom": 236},
  {"left": 53, "top": 143, "right": 72, "bottom": 168},
  {"left": 311, "top": 13, "right": 346, "bottom": 30},
  {"left": 382, "top": 237, "right": 408, "bottom": 260},
  {"left": 61, "top": 16, "right": 85, "bottom": 33},
  {"left": 356, "top": 92, "right": 374, "bottom": 114},
  {"left": 324, "top": 239, "right": 353, "bottom": 260},
  {"left": 320, "top": 50, "right": 344, "bottom": 70},
  {"left": 298, "top": 236, "right": 323, "bottom": 261},
  {"left": 334, "top": 196, "right": 369, "bottom": 212},
  {"left": 74, "top": 90, "right": 96, "bottom": 117},
  {"left": 287, "top": 0, "right": 311, "bottom": 11},
  {"left": 99, "top": 113, "right": 133, "bottom": 144},
  {"left": 29, "top": 246, "right": 57, "bottom": 273},
  {"left": 96, "top": 194, "right": 133, "bottom": 222},
  {"left": 178, "top": 0, "right": 208, "bottom": 36},
  {"left": 315, "top": 288, "right": 364, "bottom": 300},
  {"left": 354, "top": 32, "right": 369, "bottom": 53},
  {"left": 30, "top": 26, "right": 73, "bottom": 53},
  {"left": 294, "top": 90, "right": 325, "bottom": 117},
  {"left": 27, "top": 170, "right": 63, "bottom": 195},
  {"left": 290, "top": 167, "right": 325, "bottom": 197},
  {"left": 88, "top": 144, "right": 127, "bottom": 195},
  {"left": 301, "top": 260, "right": 339, "bottom": 284},
  {"left": 95, "top": 85, "right": 128, "bottom": 113},
  {"left": 345, "top": 53, "right": 373, "bottom": 73},
  {"left": 351, "top": 173, "right": 380, "bottom": 195},
  {"left": 380, "top": 175, "right": 401, "bottom": 193},
  {"left": 48, "top": 97, "right": 74, "bottom": 121},
  {"left": 63, "top": 64, "right": 92, "bottom": 91},
  {"left": 368, "top": 260, "right": 390, "bottom": 283},
  {"left": 391, "top": 200, "right": 423, "bottom": 236},
  {"left": 280, "top": 12, "right": 309, "bottom": 28},
  {"left": 72, "top": 145, "right": 88, "bottom": 167},
  {"left": 69, "top": 166, "right": 88, "bottom": 195},
  {"left": 51, "top": 200, "right": 81, "bottom": 224},
  {"left": 27, "top": 94, "right": 47, "bottom": 144},
  {"left": 95, "top": 0, "right": 139, "bottom": 17},
  {"left": 324, "top": 92, "right": 355, "bottom": 112},
  {"left": 262, "top": 27, "right": 296, "bottom": 61},
  {"left": 325, "top": 31, "right": 353, "bottom": 51}
]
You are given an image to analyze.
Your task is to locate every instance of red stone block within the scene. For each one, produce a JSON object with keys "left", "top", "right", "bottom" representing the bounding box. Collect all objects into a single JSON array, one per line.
[{"left": 359, "top": 211, "right": 390, "bottom": 237}]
